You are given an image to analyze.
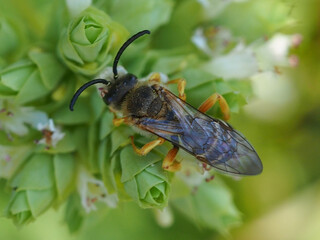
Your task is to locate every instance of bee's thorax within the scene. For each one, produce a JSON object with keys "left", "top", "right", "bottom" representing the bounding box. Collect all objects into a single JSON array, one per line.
[{"left": 125, "top": 84, "right": 166, "bottom": 118}]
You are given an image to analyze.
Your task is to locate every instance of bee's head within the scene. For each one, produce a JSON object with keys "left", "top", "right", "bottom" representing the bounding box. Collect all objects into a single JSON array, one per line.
[
  {"left": 102, "top": 73, "right": 138, "bottom": 107},
  {"left": 69, "top": 30, "right": 150, "bottom": 111}
]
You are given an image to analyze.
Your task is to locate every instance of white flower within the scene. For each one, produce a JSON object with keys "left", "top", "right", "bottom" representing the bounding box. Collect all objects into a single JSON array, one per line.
[
  {"left": 196, "top": 30, "right": 300, "bottom": 81},
  {"left": 0, "top": 100, "right": 48, "bottom": 137},
  {"left": 154, "top": 207, "right": 174, "bottom": 228},
  {"left": 192, "top": 27, "right": 234, "bottom": 57},
  {"left": 254, "top": 33, "right": 296, "bottom": 71},
  {"left": 203, "top": 43, "right": 259, "bottom": 80},
  {"left": 192, "top": 28, "right": 211, "bottom": 53},
  {"left": 36, "top": 119, "right": 65, "bottom": 148},
  {"left": 243, "top": 34, "right": 300, "bottom": 121},
  {"left": 77, "top": 167, "right": 118, "bottom": 213},
  {"left": 197, "top": 0, "right": 248, "bottom": 20},
  {"left": 244, "top": 71, "right": 298, "bottom": 121},
  {"left": 176, "top": 152, "right": 215, "bottom": 188}
]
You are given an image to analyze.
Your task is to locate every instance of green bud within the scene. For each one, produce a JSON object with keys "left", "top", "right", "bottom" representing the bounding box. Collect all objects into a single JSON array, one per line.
[
  {"left": 58, "top": 6, "right": 128, "bottom": 76},
  {"left": 5, "top": 153, "right": 76, "bottom": 226},
  {"left": 0, "top": 50, "right": 66, "bottom": 104},
  {"left": 120, "top": 146, "right": 171, "bottom": 209}
]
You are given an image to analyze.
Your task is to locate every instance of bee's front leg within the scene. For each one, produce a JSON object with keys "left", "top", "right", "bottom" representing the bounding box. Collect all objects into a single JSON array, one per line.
[
  {"left": 112, "top": 117, "right": 129, "bottom": 127},
  {"left": 130, "top": 136, "right": 165, "bottom": 156},
  {"left": 148, "top": 73, "right": 186, "bottom": 101},
  {"left": 162, "top": 146, "right": 181, "bottom": 172},
  {"left": 148, "top": 73, "right": 161, "bottom": 83},
  {"left": 166, "top": 78, "right": 186, "bottom": 101},
  {"left": 198, "top": 93, "right": 230, "bottom": 121}
]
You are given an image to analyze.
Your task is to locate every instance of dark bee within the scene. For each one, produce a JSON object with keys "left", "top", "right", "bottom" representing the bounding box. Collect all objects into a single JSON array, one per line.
[{"left": 70, "top": 30, "right": 263, "bottom": 175}]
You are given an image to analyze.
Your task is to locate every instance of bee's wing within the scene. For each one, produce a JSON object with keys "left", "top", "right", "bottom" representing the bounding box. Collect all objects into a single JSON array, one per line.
[{"left": 136, "top": 88, "right": 263, "bottom": 176}]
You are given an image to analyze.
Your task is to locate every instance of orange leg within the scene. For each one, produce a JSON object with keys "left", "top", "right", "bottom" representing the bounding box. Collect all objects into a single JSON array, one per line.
[
  {"left": 112, "top": 117, "right": 130, "bottom": 127},
  {"left": 162, "top": 146, "right": 181, "bottom": 172},
  {"left": 198, "top": 93, "right": 230, "bottom": 121},
  {"left": 148, "top": 73, "right": 161, "bottom": 83},
  {"left": 130, "top": 136, "right": 165, "bottom": 156},
  {"left": 166, "top": 78, "right": 186, "bottom": 101},
  {"left": 148, "top": 73, "right": 186, "bottom": 101}
]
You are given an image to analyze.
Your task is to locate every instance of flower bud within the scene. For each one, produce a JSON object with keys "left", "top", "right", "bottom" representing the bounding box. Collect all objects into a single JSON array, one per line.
[
  {"left": 120, "top": 147, "right": 171, "bottom": 209},
  {"left": 58, "top": 6, "right": 128, "bottom": 76},
  {"left": 5, "top": 153, "right": 76, "bottom": 225}
]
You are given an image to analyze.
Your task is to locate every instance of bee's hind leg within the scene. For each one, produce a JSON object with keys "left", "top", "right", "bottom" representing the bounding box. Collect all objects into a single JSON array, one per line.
[
  {"left": 130, "top": 136, "right": 165, "bottom": 156},
  {"left": 162, "top": 146, "right": 181, "bottom": 172},
  {"left": 198, "top": 93, "right": 230, "bottom": 121}
]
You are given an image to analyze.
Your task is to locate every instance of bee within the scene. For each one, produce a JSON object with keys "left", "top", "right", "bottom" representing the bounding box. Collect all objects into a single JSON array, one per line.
[{"left": 70, "top": 30, "right": 263, "bottom": 175}]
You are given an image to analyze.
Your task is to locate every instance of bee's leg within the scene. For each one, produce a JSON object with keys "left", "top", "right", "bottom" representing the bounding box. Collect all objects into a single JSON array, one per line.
[
  {"left": 130, "top": 136, "right": 165, "bottom": 156},
  {"left": 198, "top": 93, "right": 230, "bottom": 120},
  {"left": 112, "top": 117, "right": 128, "bottom": 127},
  {"left": 148, "top": 73, "right": 161, "bottom": 83},
  {"left": 166, "top": 78, "right": 186, "bottom": 101},
  {"left": 162, "top": 146, "right": 181, "bottom": 172},
  {"left": 113, "top": 118, "right": 124, "bottom": 127}
]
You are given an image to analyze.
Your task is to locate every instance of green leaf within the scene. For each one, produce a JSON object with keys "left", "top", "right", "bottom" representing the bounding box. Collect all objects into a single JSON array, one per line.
[
  {"left": 53, "top": 98, "right": 93, "bottom": 125},
  {"left": 27, "top": 188, "right": 56, "bottom": 217},
  {"left": 64, "top": 194, "right": 84, "bottom": 233},
  {"left": 224, "top": 92, "right": 247, "bottom": 113},
  {"left": 15, "top": 70, "right": 48, "bottom": 104},
  {"left": 171, "top": 179, "right": 241, "bottom": 235},
  {"left": 88, "top": 122, "right": 99, "bottom": 172},
  {"left": 182, "top": 68, "right": 217, "bottom": 90},
  {"left": 151, "top": 54, "right": 198, "bottom": 75},
  {"left": 71, "top": 127, "right": 89, "bottom": 164},
  {"left": 0, "top": 81, "right": 17, "bottom": 96},
  {"left": 53, "top": 154, "right": 76, "bottom": 201},
  {"left": 152, "top": 0, "right": 204, "bottom": 49},
  {"left": 120, "top": 147, "right": 162, "bottom": 183},
  {"left": 0, "top": 145, "right": 33, "bottom": 180},
  {"left": 185, "top": 81, "right": 216, "bottom": 108},
  {"left": 90, "top": 91, "right": 105, "bottom": 122},
  {"left": 99, "top": 110, "right": 114, "bottom": 140},
  {"left": 110, "top": 126, "right": 133, "bottom": 155},
  {"left": 8, "top": 191, "right": 30, "bottom": 215},
  {"left": 10, "top": 154, "right": 54, "bottom": 191},
  {"left": 0, "top": 17, "right": 20, "bottom": 57},
  {"left": 108, "top": 0, "right": 174, "bottom": 33},
  {"left": 1, "top": 59, "right": 34, "bottom": 91},
  {"left": 28, "top": 50, "right": 66, "bottom": 90}
]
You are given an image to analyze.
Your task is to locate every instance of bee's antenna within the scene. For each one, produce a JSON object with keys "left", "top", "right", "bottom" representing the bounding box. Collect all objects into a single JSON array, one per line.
[
  {"left": 113, "top": 30, "right": 150, "bottom": 80},
  {"left": 69, "top": 79, "right": 109, "bottom": 111}
]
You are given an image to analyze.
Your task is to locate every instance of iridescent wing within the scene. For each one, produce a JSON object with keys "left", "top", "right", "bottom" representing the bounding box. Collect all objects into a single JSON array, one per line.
[{"left": 135, "top": 87, "right": 263, "bottom": 176}]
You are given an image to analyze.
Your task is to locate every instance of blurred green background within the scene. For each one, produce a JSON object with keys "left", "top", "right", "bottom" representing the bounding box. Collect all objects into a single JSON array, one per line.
[{"left": 1, "top": 0, "right": 320, "bottom": 239}]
